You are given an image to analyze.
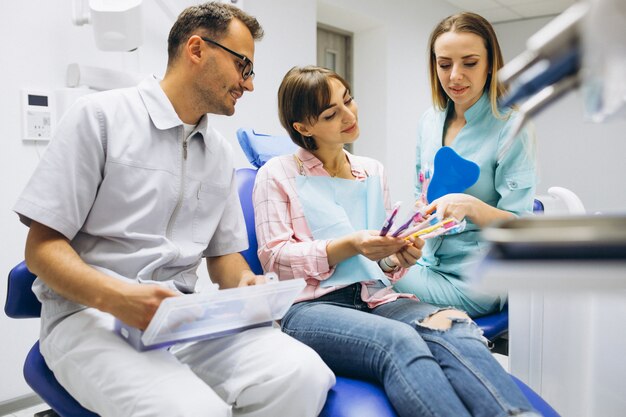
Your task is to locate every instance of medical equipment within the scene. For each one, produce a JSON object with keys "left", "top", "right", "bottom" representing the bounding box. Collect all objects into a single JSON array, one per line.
[
  {"left": 116, "top": 277, "right": 305, "bottom": 351},
  {"left": 499, "top": 74, "right": 579, "bottom": 158},
  {"left": 66, "top": 63, "right": 144, "bottom": 91},
  {"left": 72, "top": 0, "right": 143, "bottom": 52},
  {"left": 498, "top": 3, "right": 585, "bottom": 137},
  {"left": 499, "top": 2, "right": 588, "bottom": 86},
  {"left": 500, "top": 47, "right": 580, "bottom": 108},
  {"left": 21, "top": 90, "right": 55, "bottom": 141},
  {"left": 426, "top": 146, "right": 480, "bottom": 204},
  {"left": 499, "top": 0, "right": 626, "bottom": 136},
  {"left": 582, "top": 0, "right": 626, "bottom": 121}
]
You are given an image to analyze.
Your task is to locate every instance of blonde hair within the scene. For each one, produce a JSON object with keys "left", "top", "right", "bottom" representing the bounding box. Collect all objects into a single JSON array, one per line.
[{"left": 427, "top": 12, "right": 507, "bottom": 118}]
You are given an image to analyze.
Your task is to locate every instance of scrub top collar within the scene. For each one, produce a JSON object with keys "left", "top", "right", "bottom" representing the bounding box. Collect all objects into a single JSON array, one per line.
[
  {"left": 444, "top": 90, "right": 491, "bottom": 124},
  {"left": 138, "top": 75, "right": 210, "bottom": 144},
  {"left": 295, "top": 147, "right": 366, "bottom": 178}
]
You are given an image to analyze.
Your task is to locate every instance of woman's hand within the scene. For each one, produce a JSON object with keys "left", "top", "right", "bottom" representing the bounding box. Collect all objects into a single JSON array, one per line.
[
  {"left": 389, "top": 236, "right": 424, "bottom": 268},
  {"left": 351, "top": 230, "right": 407, "bottom": 261},
  {"left": 424, "top": 193, "right": 514, "bottom": 227},
  {"left": 327, "top": 231, "right": 408, "bottom": 266},
  {"left": 424, "top": 193, "right": 480, "bottom": 223}
]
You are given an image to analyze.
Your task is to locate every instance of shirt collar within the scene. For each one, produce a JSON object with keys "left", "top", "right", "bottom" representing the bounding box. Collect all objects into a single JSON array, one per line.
[
  {"left": 295, "top": 147, "right": 367, "bottom": 178},
  {"left": 443, "top": 90, "right": 491, "bottom": 123},
  {"left": 138, "top": 75, "right": 210, "bottom": 143},
  {"left": 461, "top": 90, "right": 491, "bottom": 122}
]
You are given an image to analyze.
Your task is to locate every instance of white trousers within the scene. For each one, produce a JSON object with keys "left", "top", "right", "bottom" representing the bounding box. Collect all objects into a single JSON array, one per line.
[{"left": 40, "top": 308, "right": 335, "bottom": 417}]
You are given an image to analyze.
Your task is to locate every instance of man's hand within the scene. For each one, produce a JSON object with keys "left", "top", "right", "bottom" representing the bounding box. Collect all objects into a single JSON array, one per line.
[
  {"left": 105, "top": 281, "right": 180, "bottom": 330},
  {"left": 208, "top": 253, "right": 261, "bottom": 289},
  {"left": 25, "top": 221, "right": 179, "bottom": 331},
  {"left": 237, "top": 270, "right": 267, "bottom": 287}
]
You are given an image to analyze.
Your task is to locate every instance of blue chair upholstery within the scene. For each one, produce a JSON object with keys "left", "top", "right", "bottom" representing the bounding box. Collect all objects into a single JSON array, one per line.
[
  {"left": 237, "top": 128, "right": 298, "bottom": 169},
  {"left": 319, "top": 377, "right": 397, "bottom": 417},
  {"left": 5, "top": 261, "right": 40, "bottom": 318},
  {"left": 237, "top": 168, "right": 264, "bottom": 275},
  {"left": 474, "top": 305, "right": 509, "bottom": 340},
  {"left": 5, "top": 261, "right": 98, "bottom": 417}
]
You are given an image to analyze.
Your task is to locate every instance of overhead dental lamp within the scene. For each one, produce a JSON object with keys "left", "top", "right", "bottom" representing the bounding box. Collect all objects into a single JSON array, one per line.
[{"left": 73, "top": 0, "right": 144, "bottom": 52}]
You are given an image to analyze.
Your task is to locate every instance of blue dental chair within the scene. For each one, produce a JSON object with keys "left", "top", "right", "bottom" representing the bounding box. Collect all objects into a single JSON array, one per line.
[
  {"left": 5, "top": 259, "right": 558, "bottom": 417},
  {"left": 235, "top": 128, "right": 559, "bottom": 417},
  {"left": 2, "top": 130, "right": 557, "bottom": 417}
]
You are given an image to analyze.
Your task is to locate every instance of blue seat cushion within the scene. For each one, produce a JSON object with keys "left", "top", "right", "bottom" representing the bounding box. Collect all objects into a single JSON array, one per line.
[
  {"left": 5, "top": 261, "right": 40, "bottom": 318},
  {"left": 320, "top": 374, "right": 559, "bottom": 417},
  {"left": 24, "top": 341, "right": 99, "bottom": 417},
  {"left": 320, "top": 376, "right": 397, "bottom": 417},
  {"left": 474, "top": 305, "right": 509, "bottom": 340}
]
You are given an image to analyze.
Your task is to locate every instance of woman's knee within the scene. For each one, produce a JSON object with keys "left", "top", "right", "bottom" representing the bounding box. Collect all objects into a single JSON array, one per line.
[{"left": 419, "top": 308, "right": 472, "bottom": 330}]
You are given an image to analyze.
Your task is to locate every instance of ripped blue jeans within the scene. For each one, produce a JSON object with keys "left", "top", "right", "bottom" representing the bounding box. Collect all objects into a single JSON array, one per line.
[{"left": 281, "top": 284, "right": 539, "bottom": 417}]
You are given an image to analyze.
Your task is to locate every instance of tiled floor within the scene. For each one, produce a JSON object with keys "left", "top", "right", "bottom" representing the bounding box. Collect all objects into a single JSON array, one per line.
[{"left": 2, "top": 403, "right": 51, "bottom": 417}]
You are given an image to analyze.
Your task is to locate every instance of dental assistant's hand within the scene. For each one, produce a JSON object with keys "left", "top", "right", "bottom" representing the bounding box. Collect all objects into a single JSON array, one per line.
[
  {"left": 389, "top": 236, "right": 424, "bottom": 269},
  {"left": 425, "top": 193, "right": 514, "bottom": 228},
  {"left": 424, "top": 193, "right": 478, "bottom": 222}
]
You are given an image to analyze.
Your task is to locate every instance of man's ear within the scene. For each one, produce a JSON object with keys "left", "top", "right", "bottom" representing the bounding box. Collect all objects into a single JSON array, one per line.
[
  {"left": 185, "top": 35, "right": 204, "bottom": 64},
  {"left": 293, "top": 122, "right": 311, "bottom": 137}
]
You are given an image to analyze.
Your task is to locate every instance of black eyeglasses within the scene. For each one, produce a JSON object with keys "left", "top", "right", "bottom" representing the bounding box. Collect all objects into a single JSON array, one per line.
[{"left": 201, "top": 37, "right": 255, "bottom": 80}]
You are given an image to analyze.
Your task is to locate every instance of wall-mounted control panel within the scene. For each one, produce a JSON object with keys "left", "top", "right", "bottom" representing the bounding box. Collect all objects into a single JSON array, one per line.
[{"left": 22, "top": 90, "right": 55, "bottom": 141}]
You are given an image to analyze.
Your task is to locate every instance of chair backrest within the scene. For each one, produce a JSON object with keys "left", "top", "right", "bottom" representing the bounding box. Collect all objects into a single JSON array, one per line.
[
  {"left": 237, "top": 128, "right": 298, "bottom": 169},
  {"left": 236, "top": 168, "right": 264, "bottom": 275},
  {"left": 5, "top": 261, "right": 41, "bottom": 318},
  {"left": 236, "top": 128, "right": 298, "bottom": 276}
]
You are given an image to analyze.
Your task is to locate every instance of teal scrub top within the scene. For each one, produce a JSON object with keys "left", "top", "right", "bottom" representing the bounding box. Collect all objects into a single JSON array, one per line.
[{"left": 413, "top": 92, "right": 537, "bottom": 310}]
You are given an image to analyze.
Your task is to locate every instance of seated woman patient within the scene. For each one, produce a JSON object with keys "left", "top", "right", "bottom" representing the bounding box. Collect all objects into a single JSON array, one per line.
[{"left": 252, "top": 65, "right": 539, "bottom": 417}]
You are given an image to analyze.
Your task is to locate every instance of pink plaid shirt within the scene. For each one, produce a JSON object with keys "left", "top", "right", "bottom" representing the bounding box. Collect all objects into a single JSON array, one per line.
[{"left": 253, "top": 147, "right": 416, "bottom": 308}]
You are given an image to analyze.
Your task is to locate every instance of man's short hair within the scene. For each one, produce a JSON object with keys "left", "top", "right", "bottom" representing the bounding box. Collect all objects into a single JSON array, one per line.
[{"left": 167, "top": 2, "right": 263, "bottom": 67}]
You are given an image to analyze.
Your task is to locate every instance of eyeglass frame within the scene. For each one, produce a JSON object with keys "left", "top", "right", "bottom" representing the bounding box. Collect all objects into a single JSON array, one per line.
[{"left": 200, "top": 37, "right": 255, "bottom": 80}]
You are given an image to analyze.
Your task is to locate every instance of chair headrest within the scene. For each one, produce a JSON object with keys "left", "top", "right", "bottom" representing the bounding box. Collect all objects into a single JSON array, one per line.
[{"left": 237, "top": 128, "right": 299, "bottom": 168}]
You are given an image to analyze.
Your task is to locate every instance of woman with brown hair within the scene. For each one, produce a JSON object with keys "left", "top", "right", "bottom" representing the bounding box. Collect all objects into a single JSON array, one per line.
[{"left": 253, "top": 65, "right": 539, "bottom": 417}]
